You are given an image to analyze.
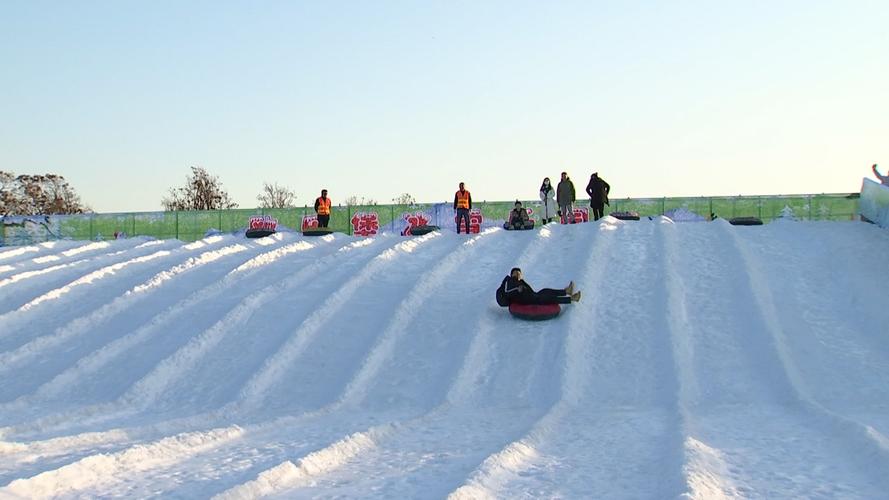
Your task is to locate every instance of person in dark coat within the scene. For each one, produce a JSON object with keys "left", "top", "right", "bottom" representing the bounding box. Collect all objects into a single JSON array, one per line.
[
  {"left": 500, "top": 267, "right": 580, "bottom": 305},
  {"left": 585, "top": 172, "right": 611, "bottom": 221},
  {"left": 556, "top": 172, "right": 576, "bottom": 224},
  {"left": 505, "top": 201, "right": 532, "bottom": 230}
]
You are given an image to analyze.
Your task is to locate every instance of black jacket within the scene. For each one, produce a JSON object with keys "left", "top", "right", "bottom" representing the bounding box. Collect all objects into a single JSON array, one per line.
[
  {"left": 586, "top": 175, "right": 610, "bottom": 205},
  {"left": 502, "top": 276, "right": 534, "bottom": 302}
]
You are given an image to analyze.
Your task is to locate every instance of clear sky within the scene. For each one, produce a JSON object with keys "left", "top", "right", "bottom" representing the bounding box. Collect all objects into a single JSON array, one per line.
[{"left": 2, "top": 1, "right": 887, "bottom": 213}]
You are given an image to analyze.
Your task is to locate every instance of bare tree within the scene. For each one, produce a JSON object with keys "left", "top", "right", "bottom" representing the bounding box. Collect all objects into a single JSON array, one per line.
[
  {"left": 257, "top": 182, "right": 296, "bottom": 208},
  {"left": 162, "top": 166, "right": 238, "bottom": 211},
  {"left": 391, "top": 193, "right": 417, "bottom": 206},
  {"left": 0, "top": 171, "right": 89, "bottom": 216},
  {"left": 343, "top": 195, "right": 377, "bottom": 207}
]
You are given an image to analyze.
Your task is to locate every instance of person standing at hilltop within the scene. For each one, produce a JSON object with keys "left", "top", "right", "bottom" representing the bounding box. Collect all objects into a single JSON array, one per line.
[
  {"left": 539, "top": 177, "right": 557, "bottom": 224},
  {"left": 586, "top": 172, "right": 611, "bottom": 221},
  {"left": 454, "top": 182, "right": 472, "bottom": 234},
  {"left": 557, "top": 172, "right": 576, "bottom": 224},
  {"left": 314, "top": 189, "right": 332, "bottom": 228}
]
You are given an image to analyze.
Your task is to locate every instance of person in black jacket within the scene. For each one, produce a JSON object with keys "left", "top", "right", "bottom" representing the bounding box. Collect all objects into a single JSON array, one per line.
[
  {"left": 504, "top": 200, "right": 532, "bottom": 230},
  {"left": 500, "top": 267, "right": 580, "bottom": 305},
  {"left": 586, "top": 172, "right": 610, "bottom": 221}
]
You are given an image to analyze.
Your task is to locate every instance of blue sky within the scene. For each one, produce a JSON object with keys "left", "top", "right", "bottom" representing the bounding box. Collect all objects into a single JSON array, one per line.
[{"left": 2, "top": 1, "right": 887, "bottom": 212}]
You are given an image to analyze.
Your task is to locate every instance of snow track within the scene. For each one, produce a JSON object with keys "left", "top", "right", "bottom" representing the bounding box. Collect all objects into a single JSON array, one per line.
[{"left": 1, "top": 221, "right": 887, "bottom": 498}]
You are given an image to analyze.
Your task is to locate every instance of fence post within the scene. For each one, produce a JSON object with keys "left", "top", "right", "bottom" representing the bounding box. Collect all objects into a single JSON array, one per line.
[
  {"left": 175, "top": 211, "right": 179, "bottom": 240},
  {"left": 89, "top": 214, "right": 94, "bottom": 240},
  {"left": 218, "top": 211, "right": 222, "bottom": 232},
  {"left": 758, "top": 197, "right": 762, "bottom": 219},
  {"left": 808, "top": 195, "right": 812, "bottom": 220},
  {"left": 391, "top": 205, "right": 395, "bottom": 232},
  {"left": 347, "top": 205, "right": 351, "bottom": 235},
  {"left": 662, "top": 197, "right": 666, "bottom": 216},
  {"left": 131, "top": 213, "right": 136, "bottom": 237}
]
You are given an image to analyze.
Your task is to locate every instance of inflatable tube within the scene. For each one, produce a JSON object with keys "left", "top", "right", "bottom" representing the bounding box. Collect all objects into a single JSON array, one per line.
[
  {"left": 503, "top": 221, "right": 535, "bottom": 230},
  {"left": 245, "top": 229, "right": 276, "bottom": 239},
  {"left": 508, "top": 302, "right": 561, "bottom": 321},
  {"left": 408, "top": 225, "right": 440, "bottom": 236},
  {"left": 729, "top": 216, "right": 763, "bottom": 226},
  {"left": 303, "top": 228, "right": 333, "bottom": 236},
  {"left": 610, "top": 211, "right": 640, "bottom": 221}
]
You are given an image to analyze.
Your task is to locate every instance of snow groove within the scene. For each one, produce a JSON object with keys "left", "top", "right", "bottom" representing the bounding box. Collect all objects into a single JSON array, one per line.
[
  {"left": 0, "top": 425, "right": 244, "bottom": 498},
  {"left": 120, "top": 236, "right": 388, "bottom": 411},
  {"left": 0, "top": 258, "right": 89, "bottom": 289},
  {"left": 16, "top": 237, "right": 332, "bottom": 407},
  {"left": 236, "top": 232, "right": 443, "bottom": 409},
  {"left": 662, "top": 221, "right": 748, "bottom": 498},
  {"left": 212, "top": 425, "right": 392, "bottom": 500},
  {"left": 724, "top": 223, "right": 889, "bottom": 484},
  {"left": 334, "top": 228, "right": 498, "bottom": 410},
  {"left": 0, "top": 242, "right": 256, "bottom": 375}
]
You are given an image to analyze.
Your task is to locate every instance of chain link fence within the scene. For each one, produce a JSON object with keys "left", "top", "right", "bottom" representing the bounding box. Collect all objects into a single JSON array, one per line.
[{"left": 1, "top": 193, "right": 861, "bottom": 246}]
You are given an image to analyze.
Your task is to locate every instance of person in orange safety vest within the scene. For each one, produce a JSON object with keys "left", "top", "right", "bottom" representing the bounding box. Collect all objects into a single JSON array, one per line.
[
  {"left": 453, "top": 182, "right": 472, "bottom": 234},
  {"left": 314, "top": 189, "right": 332, "bottom": 228}
]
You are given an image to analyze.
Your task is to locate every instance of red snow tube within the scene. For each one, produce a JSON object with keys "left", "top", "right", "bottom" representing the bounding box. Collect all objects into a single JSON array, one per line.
[{"left": 508, "top": 303, "right": 561, "bottom": 321}]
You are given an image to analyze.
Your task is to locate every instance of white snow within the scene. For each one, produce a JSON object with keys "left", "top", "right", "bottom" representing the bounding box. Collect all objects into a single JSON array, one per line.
[{"left": 0, "top": 218, "right": 888, "bottom": 499}]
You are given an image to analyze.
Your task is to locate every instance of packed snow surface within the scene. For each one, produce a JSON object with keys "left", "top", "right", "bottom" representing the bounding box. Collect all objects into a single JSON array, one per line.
[{"left": 1, "top": 217, "right": 888, "bottom": 499}]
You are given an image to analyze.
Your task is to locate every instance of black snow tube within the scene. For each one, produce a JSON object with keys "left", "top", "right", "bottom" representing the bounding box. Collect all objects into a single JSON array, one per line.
[
  {"left": 508, "top": 303, "right": 561, "bottom": 321},
  {"left": 729, "top": 217, "right": 763, "bottom": 226},
  {"left": 246, "top": 229, "right": 276, "bottom": 239},
  {"left": 609, "top": 211, "right": 640, "bottom": 221},
  {"left": 503, "top": 221, "right": 535, "bottom": 230},
  {"left": 303, "top": 228, "right": 334, "bottom": 236},
  {"left": 408, "top": 225, "right": 440, "bottom": 236}
]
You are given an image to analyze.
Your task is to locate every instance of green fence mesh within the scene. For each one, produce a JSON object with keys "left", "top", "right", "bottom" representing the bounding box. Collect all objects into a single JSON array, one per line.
[{"left": 1, "top": 193, "right": 861, "bottom": 245}]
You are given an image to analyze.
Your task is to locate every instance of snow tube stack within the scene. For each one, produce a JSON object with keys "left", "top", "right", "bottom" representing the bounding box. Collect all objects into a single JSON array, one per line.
[{"left": 508, "top": 303, "right": 561, "bottom": 321}]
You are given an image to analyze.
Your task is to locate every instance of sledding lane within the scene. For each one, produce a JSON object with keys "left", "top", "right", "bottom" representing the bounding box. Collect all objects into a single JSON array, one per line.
[
  {"left": 502, "top": 219, "right": 683, "bottom": 499},
  {"left": 450, "top": 219, "right": 685, "bottom": 499},
  {"left": 663, "top": 220, "right": 887, "bottom": 498}
]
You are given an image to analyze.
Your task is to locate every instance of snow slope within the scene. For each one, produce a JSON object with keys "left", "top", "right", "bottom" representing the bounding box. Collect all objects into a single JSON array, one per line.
[{"left": 1, "top": 219, "right": 888, "bottom": 499}]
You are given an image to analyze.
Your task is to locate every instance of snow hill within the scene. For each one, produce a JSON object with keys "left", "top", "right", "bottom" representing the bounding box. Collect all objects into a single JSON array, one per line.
[{"left": 0, "top": 217, "right": 888, "bottom": 499}]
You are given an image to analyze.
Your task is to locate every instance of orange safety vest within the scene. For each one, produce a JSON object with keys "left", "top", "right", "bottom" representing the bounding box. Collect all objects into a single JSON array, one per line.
[
  {"left": 455, "top": 190, "right": 471, "bottom": 210},
  {"left": 316, "top": 197, "right": 331, "bottom": 216}
]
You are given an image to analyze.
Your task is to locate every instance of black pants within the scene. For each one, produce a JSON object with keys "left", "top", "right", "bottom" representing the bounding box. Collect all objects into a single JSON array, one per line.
[
  {"left": 456, "top": 208, "right": 471, "bottom": 233},
  {"left": 591, "top": 204, "right": 604, "bottom": 221},
  {"left": 514, "top": 288, "right": 571, "bottom": 305},
  {"left": 318, "top": 214, "right": 330, "bottom": 228}
]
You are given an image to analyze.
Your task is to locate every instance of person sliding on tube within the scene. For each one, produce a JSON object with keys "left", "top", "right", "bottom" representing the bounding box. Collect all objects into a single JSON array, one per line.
[
  {"left": 500, "top": 267, "right": 580, "bottom": 305},
  {"left": 504, "top": 200, "right": 532, "bottom": 230},
  {"left": 454, "top": 182, "right": 472, "bottom": 234}
]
